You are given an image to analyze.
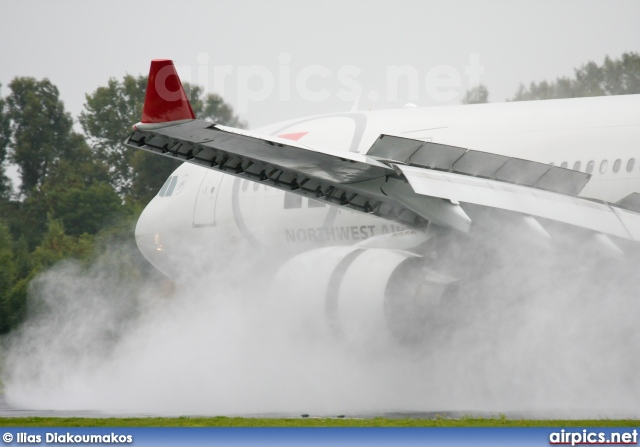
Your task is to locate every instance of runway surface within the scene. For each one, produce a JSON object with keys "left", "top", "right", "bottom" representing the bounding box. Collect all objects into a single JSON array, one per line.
[
  {"left": 1, "top": 394, "right": 506, "bottom": 419},
  {"left": 5, "top": 394, "right": 619, "bottom": 420},
  {"left": 0, "top": 394, "right": 118, "bottom": 418}
]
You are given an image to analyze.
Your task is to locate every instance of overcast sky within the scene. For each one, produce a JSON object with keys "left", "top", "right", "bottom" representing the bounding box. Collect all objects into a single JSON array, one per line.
[{"left": 1, "top": 0, "right": 639, "bottom": 129}]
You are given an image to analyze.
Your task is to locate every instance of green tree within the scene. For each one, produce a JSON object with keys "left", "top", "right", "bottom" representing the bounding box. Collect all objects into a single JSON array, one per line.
[
  {"left": 47, "top": 181, "right": 124, "bottom": 237},
  {"left": 0, "top": 85, "right": 11, "bottom": 200},
  {"left": 1, "top": 278, "right": 27, "bottom": 334},
  {"left": 0, "top": 222, "right": 17, "bottom": 334},
  {"left": 600, "top": 52, "right": 640, "bottom": 94},
  {"left": 0, "top": 75, "right": 143, "bottom": 335},
  {"left": 462, "top": 84, "right": 489, "bottom": 104},
  {"left": 12, "top": 236, "right": 31, "bottom": 280},
  {"left": 79, "top": 75, "right": 148, "bottom": 196},
  {"left": 29, "top": 219, "right": 94, "bottom": 272},
  {"left": 512, "top": 52, "right": 640, "bottom": 101},
  {"left": 0, "top": 219, "right": 95, "bottom": 334},
  {"left": 8, "top": 123, "right": 118, "bottom": 249},
  {"left": 80, "top": 75, "right": 246, "bottom": 203},
  {"left": 3, "top": 77, "right": 116, "bottom": 249},
  {"left": 38, "top": 135, "right": 123, "bottom": 237},
  {"left": 6, "top": 78, "right": 76, "bottom": 195}
]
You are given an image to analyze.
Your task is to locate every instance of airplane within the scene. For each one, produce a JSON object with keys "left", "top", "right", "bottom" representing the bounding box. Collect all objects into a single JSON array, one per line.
[{"left": 126, "top": 59, "right": 640, "bottom": 342}]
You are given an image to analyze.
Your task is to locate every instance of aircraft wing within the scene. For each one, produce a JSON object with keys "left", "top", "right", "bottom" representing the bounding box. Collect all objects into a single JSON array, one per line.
[
  {"left": 125, "top": 120, "right": 640, "bottom": 243},
  {"left": 125, "top": 59, "right": 640, "bottom": 245}
]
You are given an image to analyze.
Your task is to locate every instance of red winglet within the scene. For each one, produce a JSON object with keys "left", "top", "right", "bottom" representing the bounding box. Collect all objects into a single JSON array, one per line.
[{"left": 140, "top": 59, "right": 195, "bottom": 124}]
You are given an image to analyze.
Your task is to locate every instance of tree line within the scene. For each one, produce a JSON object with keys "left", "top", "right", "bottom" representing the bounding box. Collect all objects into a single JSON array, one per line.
[
  {"left": 1, "top": 52, "right": 639, "bottom": 334},
  {"left": 463, "top": 52, "right": 640, "bottom": 104},
  {"left": 0, "top": 75, "right": 245, "bottom": 334}
]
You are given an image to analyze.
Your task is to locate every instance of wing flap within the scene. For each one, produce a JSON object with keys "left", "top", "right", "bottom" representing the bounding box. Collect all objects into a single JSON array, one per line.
[{"left": 397, "top": 164, "right": 636, "bottom": 240}]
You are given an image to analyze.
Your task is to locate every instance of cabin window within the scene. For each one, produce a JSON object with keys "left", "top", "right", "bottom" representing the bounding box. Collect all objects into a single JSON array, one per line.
[
  {"left": 586, "top": 161, "right": 595, "bottom": 174},
  {"left": 253, "top": 182, "right": 259, "bottom": 191},
  {"left": 560, "top": 161, "right": 568, "bottom": 168},
  {"left": 627, "top": 158, "right": 635, "bottom": 172},
  {"left": 573, "top": 161, "right": 581, "bottom": 172},
  {"left": 284, "top": 192, "right": 302, "bottom": 209},
  {"left": 613, "top": 159, "right": 621, "bottom": 173},
  {"left": 242, "top": 180, "right": 249, "bottom": 192},
  {"left": 308, "top": 199, "right": 326, "bottom": 208},
  {"left": 599, "top": 160, "right": 608, "bottom": 174}
]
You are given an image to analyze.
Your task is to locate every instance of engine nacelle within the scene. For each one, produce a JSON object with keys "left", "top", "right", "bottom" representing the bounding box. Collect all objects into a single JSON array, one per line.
[{"left": 270, "top": 245, "right": 456, "bottom": 344}]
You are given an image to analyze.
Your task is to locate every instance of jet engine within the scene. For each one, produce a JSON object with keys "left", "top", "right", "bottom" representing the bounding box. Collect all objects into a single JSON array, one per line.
[{"left": 270, "top": 244, "right": 456, "bottom": 344}]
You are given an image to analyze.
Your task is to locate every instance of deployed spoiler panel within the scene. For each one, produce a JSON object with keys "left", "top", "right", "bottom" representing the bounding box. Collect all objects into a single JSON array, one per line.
[{"left": 367, "top": 135, "right": 591, "bottom": 196}]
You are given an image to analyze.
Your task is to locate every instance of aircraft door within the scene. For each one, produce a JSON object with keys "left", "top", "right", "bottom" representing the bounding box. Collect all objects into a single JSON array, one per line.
[{"left": 193, "top": 170, "right": 223, "bottom": 227}]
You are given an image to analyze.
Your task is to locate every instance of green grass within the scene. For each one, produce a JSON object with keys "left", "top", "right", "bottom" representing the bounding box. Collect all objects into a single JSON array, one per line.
[{"left": 0, "top": 416, "right": 639, "bottom": 427}]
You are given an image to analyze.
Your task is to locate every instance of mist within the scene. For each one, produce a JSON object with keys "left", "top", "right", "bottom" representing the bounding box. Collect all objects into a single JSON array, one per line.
[{"left": 2, "top": 214, "right": 640, "bottom": 418}]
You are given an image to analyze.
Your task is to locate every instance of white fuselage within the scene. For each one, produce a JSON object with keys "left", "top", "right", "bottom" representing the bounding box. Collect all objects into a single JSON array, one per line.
[{"left": 135, "top": 95, "right": 640, "bottom": 280}]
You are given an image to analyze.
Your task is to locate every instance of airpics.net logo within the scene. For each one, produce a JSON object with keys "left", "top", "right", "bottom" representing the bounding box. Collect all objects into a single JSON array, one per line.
[
  {"left": 549, "top": 429, "right": 638, "bottom": 446},
  {"left": 157, "top": 52, "right": 485, "bottom": 113}
]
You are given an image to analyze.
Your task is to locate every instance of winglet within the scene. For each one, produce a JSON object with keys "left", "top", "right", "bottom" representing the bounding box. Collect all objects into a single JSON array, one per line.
[{"left": 135, "top": 59, "right": 195, "bottom": 130}]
